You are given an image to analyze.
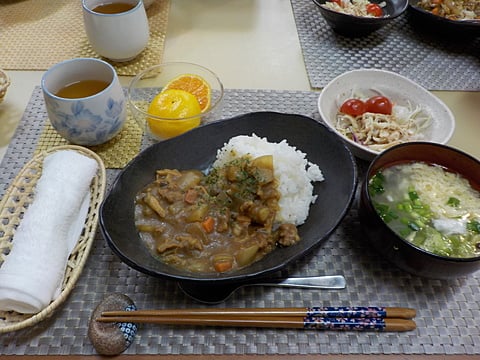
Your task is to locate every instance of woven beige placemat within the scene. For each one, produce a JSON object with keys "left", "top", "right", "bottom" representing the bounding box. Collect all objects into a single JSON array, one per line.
[
  {"left": 0, "top": 0, "right": 169, "bottom": 75},
  {"left": 34, "top": 114, "right": 143, "bottom": 169}
]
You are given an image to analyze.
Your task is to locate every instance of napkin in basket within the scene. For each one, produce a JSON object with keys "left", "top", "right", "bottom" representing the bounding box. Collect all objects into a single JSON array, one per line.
[{"left": 0, "top": 150, "right": 98, "bottom": 314}]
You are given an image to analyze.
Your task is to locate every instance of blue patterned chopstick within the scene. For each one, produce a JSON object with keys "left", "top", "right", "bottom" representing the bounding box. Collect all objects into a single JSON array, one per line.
[
  {"left": 303, "top": 316, "right": 412, "bottom": 331},
  {"left": 98, "top": 313, "right": 416, "bottom": 332},
  {"left": 305, "top": 306, "right": 414, "bottom": 319},
  {"left": 101, "top": 306, "right": 416, "bottom": 320},
  {"left": 98, "top": 306, "right": 417, "bottom": 331}
]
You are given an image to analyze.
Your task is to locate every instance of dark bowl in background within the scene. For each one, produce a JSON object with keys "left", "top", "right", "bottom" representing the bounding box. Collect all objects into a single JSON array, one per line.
[
  {"left": 312, "top": 0, "right": 408, "bottom": 37},
  {"left": 359, "top": 142, "right": 480, "bottom": 279},
  {"left": 407, "top": 0, "right": 480, "bottom": 37},
  {"left": 100, "top": 112, "right": 357, "bottom": 295}
]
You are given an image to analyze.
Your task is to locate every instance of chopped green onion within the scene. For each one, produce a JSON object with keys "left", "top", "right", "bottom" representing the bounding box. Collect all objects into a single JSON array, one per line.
[
  {"left": 369, "top": 172, "right": 385, "bottom": 195},
  {"left": 447, "top": 197, "right": 460, "bottom": 207},
  {"left": 413, "top": 199, "right": 422, "bottom": 206},
  {"left": 373, "top": 203, "right": 398, "bottom": 223},
  {"left": 413, "top": 230, "right": 427, "bottom": 245},
  {"left": 467, "top": 220, "right": 480, "bottom": 234},
  {"left": 408, "top": 189, "right": 419, "bottom": 201},
  {"left": 383, "top": 211, "right": 398, "bottom": 223}
]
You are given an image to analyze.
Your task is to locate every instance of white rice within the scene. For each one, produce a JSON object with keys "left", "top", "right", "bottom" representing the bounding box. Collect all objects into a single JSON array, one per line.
[{"left": 213, "top": 134, "right": 324, "bottom": 226}]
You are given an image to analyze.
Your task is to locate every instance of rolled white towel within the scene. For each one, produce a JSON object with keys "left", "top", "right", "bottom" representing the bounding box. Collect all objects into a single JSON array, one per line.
[{"left": 0, "top": 150, "right": 98, "bottom": 313}]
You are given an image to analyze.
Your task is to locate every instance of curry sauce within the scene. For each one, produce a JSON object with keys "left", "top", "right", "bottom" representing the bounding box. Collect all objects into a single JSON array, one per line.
[{"left": 134, "top": 155, "right": 300, "bottom": 274}]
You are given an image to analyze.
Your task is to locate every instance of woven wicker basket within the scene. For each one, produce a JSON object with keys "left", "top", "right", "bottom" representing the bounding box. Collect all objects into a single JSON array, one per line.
[
  {"left": 0, "top": 69, "right": 10, "bottom": 103},
  {"left": 0, "top": 145, "right": 106, "bottom": 333}
]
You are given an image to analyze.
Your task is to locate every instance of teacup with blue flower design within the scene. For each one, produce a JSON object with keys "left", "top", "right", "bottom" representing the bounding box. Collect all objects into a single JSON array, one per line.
[{"left": 41, "top": 58, "right": 126, "bottom": 146}]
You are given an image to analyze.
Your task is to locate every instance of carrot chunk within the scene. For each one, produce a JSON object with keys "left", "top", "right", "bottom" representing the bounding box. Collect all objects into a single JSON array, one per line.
[
  {"left": 201, "top": 216, "right": 215, "bottom": 233},
  {"left": 213, "top": 259, "right": 233, "bottom": 272}
]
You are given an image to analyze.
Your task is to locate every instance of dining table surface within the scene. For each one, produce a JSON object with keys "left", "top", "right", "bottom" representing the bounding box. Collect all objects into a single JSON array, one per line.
[{"left": 0, "top": 0, "right": 479, "bottom": 359}]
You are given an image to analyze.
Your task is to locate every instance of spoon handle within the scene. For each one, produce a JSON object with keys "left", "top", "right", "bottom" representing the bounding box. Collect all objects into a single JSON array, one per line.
[{"left": 254, "top": 275, "right": 346, "bottom": 289}]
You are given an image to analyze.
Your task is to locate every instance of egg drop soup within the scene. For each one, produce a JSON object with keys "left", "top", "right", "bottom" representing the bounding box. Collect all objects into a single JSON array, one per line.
[{"left": 369, "top": 162, "right": 480, "bottom": 258}]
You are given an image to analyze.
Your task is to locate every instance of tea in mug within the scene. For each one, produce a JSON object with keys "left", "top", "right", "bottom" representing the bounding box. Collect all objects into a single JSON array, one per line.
[
  {"left": 92, "top": 2, "right": 136, "bottom": 14},
  {"left": 55, "top": 80, "right": 110, "bottom": 99}
]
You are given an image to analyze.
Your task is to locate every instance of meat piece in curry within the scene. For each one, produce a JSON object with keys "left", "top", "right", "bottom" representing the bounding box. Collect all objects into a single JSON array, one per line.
[{"left": 134, "top": 155, "right": 301, "bottom": 274}]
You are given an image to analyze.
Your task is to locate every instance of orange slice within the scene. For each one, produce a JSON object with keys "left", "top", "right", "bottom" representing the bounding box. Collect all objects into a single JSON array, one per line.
[{"left": 163, "top": 74, "right": 211, "bottom": 112}]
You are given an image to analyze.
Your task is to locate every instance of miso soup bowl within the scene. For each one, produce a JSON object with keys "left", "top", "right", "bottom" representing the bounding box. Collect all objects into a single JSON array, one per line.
[{"left": 359, "top": 142, "right": 480, "bottom": 279}]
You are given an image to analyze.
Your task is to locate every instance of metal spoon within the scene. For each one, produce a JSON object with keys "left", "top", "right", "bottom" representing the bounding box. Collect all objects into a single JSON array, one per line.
[{"left": 178, "top": 275, "right": 346, "bottom": 304}]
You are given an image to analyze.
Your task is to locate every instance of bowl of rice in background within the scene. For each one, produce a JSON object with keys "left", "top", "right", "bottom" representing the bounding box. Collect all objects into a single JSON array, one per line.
[
  {"left": 100, "top": 112, "right": 357, "bottom": 299},
  {"left": 407, "top": 0, "right": 480, "bottom": 36},
  {"left": 359, "top": 142, "right": 480, "bottom": 279},
  {"left": 318, "top": 69, "right": 455, "bottom": 161},
  {"left": 311, "top": 0, "right": 408, "bottom": 37}
]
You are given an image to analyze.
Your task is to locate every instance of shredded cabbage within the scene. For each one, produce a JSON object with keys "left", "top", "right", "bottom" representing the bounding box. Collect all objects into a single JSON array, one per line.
[{"left": 334, "top": 93, "right": 431, "bottom": 151}]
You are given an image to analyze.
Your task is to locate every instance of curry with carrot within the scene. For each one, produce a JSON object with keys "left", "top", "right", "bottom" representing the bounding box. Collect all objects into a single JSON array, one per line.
[{"left": 134, "top": 155, "right": 300, "bottom": 274}]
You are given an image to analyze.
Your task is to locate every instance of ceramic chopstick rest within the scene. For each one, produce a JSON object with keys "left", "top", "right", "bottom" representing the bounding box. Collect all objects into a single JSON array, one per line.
[
  {"left": 88, "top": 293, "right": 138, "bottom": 355},
  {"left": 0, "top": 150, "right": 98, "bottom": 313}
]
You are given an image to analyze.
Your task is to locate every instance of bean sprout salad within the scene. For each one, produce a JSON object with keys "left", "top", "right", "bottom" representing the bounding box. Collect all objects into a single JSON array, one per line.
[
  {"left": 334, "top": 92, "right": 431, "bottom": 151},
  {"left": 322, "top": 0, "right": 387, "bottom": 17},
  {"left": 416, "top": 0, "right": 479, "bottom": 21}
]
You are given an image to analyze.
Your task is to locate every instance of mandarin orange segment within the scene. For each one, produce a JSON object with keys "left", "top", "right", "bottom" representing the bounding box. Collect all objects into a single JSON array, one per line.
[{"left": 163, "top": 74, "right": 211, "bottom": 112}]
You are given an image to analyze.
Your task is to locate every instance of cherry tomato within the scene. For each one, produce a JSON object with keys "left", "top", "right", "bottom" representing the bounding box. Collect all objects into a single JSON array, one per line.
[
  {"left": 365, "top": 96, "right": 393, "bottom": 115},
  {"left": 339, "top": 99, "right": 366, "bottom": 116},
  {"left": 366, "top": 3, "right": 383, "bottom": 17}
]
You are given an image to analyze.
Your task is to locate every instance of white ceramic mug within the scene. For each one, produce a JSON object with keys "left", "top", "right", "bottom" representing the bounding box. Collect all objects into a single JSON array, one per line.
[
  {"left": 41, "top": 58, "right": 127, "bottom": 146},
  {"left": 82, "top": 0, "right": 150, "bottom": 62}
]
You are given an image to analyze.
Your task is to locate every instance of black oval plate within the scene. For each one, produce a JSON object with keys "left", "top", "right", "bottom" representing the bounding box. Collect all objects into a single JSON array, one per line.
[{"left": 100, "top": 112, "right": 357, "bottom": 286}]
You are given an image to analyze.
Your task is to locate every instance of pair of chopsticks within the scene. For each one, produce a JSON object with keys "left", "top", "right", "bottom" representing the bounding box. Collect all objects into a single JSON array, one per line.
[{"left": 97, "top": 306, "right": 416, "bottom": 332}]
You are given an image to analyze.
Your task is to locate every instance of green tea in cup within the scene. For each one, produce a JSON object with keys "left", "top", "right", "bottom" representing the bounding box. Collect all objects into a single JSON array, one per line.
[
  {"left": 92, "top": 2, "right": 136, "bottom": 14},
  {"left": 55, "top": 80, "right": 110, "bottom": 99},
  {"left": 82, "top": 0, "right": 150, "bottom": 62},
  {"left": 42, "top": 58, "right": 126, "bottom": 146}
]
